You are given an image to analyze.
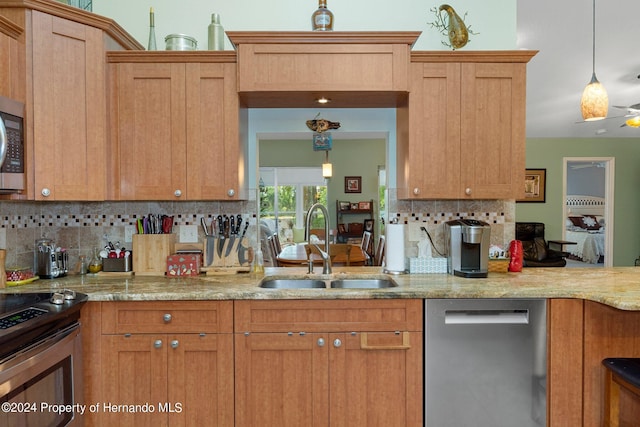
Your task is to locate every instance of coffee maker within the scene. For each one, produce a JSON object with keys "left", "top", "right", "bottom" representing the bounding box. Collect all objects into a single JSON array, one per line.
[{"left": 444, "top": 219, "right": 491, "bottom": 278}]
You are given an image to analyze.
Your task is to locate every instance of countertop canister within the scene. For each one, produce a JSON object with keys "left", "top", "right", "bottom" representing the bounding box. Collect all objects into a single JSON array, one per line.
[
  {"left": 208, "top": 13, "right": 224, "bottom": 50},
  {"left": 165, "top": 34, "right": 198, "bottom": 51}
]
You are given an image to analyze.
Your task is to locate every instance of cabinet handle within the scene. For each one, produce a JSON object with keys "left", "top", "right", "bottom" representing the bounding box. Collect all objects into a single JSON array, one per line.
[
  {"left": 412, "top": 187, "right": 420, "bottom": 195},
  {"left": 171, "top": 340, "right": 179, "bottom": 349},
  {"left": 317, "top": 338, "right": 325, "bottom": 347},
  {"left": 227, "top": 188, "right": 235, "bottom": 197},
  {"left": 360, "top": 332, "right": 411, "bottom": 350},
  {"left": 174, "top": 189, "right": 182, "bottom": 198},
  {"left": 163, "top": 313, "right": 172, "bottom": 323},
  {"left": 41, "top": 188, "right": 51, "bottom": 197},
  {"left": 333, "top": 338, "right": 342, "bottom": 348},
  {"left": 465, "top": 187, "right": 472, "bottom": 196},
  {"left": 154, "top": 339, "right": 162, "bottom": 349}
]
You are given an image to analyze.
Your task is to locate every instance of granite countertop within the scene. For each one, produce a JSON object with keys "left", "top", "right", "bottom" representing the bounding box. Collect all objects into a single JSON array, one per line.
[{"left": 2, "top": 267, "right": 640, "bottom": 310}]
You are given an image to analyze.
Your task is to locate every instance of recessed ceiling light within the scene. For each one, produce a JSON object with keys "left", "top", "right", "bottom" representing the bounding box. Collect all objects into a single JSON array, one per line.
[{"left": 316, "top": 97, "right": 331, "bottom": 104}]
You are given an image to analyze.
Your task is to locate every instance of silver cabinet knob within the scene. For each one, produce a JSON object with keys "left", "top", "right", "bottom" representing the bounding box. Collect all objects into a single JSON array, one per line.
[
  {"left": 163, "top": 313, "right": 172, "bottom": 323},
  {"left": 41, "top": 188, "right": 51, "bottom": 197},
  {"left": 154, "top": 339, "right": 162, "bottom": 349},
  {"left": 174, "top": 189, "right": 182, "bottom": 197},
  {"left": 317, "top": 338, "right": 325, "bottom": 347},
  {"left": 465, "top": 187, "right": 472, "bottom": 196},
  {"left": 333, "top": 338, "right": 342, "bottom": 348},
  {"left": 227, "top": 188, "right": 235, "bottom": 197},
  {"left": 171, "top": 340, "right": 179, "bottom": 349},
  {"left": 412, "top": 187, "right": 420, "bottom": 195}
]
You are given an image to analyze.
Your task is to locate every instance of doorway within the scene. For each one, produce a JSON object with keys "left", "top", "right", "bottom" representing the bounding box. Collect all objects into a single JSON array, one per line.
[{"left": 562, "top": 157, "right": 614, "bottom": 267}]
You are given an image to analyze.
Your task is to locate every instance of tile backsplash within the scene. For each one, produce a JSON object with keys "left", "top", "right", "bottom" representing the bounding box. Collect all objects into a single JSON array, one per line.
[{"left": 0, "top": 197, "right": 515, "bottom": 269}]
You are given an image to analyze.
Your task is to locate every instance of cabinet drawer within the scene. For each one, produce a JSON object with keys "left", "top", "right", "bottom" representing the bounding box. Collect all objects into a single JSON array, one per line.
[
  {"left": 235, "top": 299, "right": 422, "bottom": 333},
  {"left": 102, "top": 301, "right": 233, "bottom": 334}
]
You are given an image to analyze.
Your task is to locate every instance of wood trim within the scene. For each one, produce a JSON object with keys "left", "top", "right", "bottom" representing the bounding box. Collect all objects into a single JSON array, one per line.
[
  {"left": 0, "top": 14, "right": 23, "bottom": 38},
  {"left": 80, "top": 301, "right": 102, "bottom": 427},
  {"left": 411, "top": 50, "right": 538, "bottom": 63},
  {"left": 107, "top": 50, "right": 237, "bottom": 63},
  {"left": 227, "top": 31, "right": 422, "bottom": 47},
  {"left": 548, "top": 298, "right": 584, "bottom": 426},
  {"left": 1, "top": 0, "right": 142, "bottom": 49}
]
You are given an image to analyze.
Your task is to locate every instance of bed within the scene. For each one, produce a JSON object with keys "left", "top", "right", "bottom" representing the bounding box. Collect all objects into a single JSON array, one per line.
[{"left": 565, "top": 195, "right": 606, "bottom": 264}]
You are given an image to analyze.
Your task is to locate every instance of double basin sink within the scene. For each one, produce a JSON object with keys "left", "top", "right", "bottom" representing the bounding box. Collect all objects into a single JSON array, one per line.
[{"left": 259, "top": 276, "right": 397, "bottom": 289}]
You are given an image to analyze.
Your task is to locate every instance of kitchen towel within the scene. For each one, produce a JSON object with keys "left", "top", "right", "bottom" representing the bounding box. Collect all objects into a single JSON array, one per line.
[{"left": 385, "top": 223, "right": 406, "bottom": 273}]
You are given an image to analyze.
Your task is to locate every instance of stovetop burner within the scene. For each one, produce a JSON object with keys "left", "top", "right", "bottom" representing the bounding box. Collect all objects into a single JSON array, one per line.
[{"left": 0, "top": 291, "right": 88, "bottom": 360}]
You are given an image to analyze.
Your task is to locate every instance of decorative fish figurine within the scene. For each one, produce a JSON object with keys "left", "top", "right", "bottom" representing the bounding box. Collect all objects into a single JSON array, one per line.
[
  {"left": 306, "top": 119, "right": 341, "bottom": 133},
  {"left": 439, "top": 4, "right": 469, "bottom": 50}
]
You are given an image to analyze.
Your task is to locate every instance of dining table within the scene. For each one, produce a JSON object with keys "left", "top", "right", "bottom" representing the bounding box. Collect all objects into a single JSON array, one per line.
[{"left": 276, "top": 243, "right": 367, "bottom": 267}]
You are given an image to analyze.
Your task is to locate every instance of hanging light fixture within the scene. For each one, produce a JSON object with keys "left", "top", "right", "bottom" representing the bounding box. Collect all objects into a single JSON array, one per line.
[
  {"left": 322, "top": 150, "right": 332, "bottom": 178},
  {"left": 580, "top": 0, "right": 608, "bottom": 121},
  {"left": 625, "top": 116, "right": 640, "bottom": 128}
]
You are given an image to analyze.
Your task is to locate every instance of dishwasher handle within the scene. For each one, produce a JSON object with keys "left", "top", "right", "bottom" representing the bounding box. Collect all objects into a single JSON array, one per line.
[{"left": 444, "top": 309, "right": 530, "bottom": 325}]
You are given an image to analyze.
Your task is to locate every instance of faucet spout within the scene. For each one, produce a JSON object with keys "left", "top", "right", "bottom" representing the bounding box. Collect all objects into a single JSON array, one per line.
[{"left": 305, "top": 203, "right": 331, "bottom": 274}]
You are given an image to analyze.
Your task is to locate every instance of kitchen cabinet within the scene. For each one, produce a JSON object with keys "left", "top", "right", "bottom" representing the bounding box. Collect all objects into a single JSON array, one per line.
[
  {"left": 234, "top": 299, "right": 423, "bottom": 426},
  {"left": 227, "top": 31, "right": 419, "bottom": 108},
  {"left": 107, "top": 52, "right": 245, "bottom": 200},
  {"left": 90, "top": 301, "right": 234, "bottom": 426},
  {"left": 548, "top": 299, "right": 640, "bottom": 426},
  {"left": 396, "top": 51, "right": 536, "bottom": 200},
  {"left": 0, "top": 1, "right": 141, "bottom": 201}
]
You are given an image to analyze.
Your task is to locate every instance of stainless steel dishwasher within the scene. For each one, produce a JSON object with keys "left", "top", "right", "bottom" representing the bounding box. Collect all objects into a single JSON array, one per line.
[{"left": 425, "top": 299, "right": 546, "bottom": 427}]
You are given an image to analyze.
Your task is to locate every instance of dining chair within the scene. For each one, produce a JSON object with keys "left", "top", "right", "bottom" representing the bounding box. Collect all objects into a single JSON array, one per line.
[
  {"left": 266, "top": 235, "right": 280, "bottom": 267},
  {"left": 360, "top": 231, "right": 373, "bottom": 264},
  {"left": 272, "top": 233, "right": 283, "bottom": 254},
  {"left": 374, "top": 235, "right": 386, "bottom": 267},
  {"left": 306, "top": 243, "right": 352, "bottom": 266}
]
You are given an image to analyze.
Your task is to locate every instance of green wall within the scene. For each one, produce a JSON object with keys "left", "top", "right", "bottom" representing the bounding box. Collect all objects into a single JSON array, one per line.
[
  {"left": 259, "top": 138, "right": 386, "bottom": 230},
  {"left": 517, "top": 138, "right": 640, "bottom": 266}
]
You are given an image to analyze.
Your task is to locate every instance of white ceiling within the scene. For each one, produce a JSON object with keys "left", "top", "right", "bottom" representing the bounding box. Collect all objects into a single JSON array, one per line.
[{"left": 517, "top": 0, "right": 640, "bottom": 138}]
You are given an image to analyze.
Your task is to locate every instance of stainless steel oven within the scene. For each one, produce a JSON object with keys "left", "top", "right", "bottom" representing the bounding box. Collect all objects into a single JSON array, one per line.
[{"left": 0, "top": 291, "right": 87, "bottom": 427}]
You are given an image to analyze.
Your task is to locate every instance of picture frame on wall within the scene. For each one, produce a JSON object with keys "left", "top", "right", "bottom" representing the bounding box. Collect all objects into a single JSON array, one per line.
[
  {"left": 517, "top": 168, "right": 546, "bottom": 203},
  {"left": 364, "top": 219, "right": 374, "bottom": 232},
  {"left": 345, "top": 176, "right": 361, "bottom": 193}
]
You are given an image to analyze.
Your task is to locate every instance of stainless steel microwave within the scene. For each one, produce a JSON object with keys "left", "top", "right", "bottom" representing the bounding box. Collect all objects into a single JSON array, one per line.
[{"left": 0, "top": 95, "right": 25, "bottom": 193}]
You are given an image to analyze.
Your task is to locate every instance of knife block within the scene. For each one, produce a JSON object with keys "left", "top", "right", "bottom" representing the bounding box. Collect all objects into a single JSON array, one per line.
[{"left": 133, "top": 234, "right": 176, "bottom": 275}]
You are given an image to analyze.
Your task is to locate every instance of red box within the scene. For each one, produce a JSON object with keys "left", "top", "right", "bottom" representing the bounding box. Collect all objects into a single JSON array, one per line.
[{"left": 166, "top": 254, "right": 201, "bottom": 277}]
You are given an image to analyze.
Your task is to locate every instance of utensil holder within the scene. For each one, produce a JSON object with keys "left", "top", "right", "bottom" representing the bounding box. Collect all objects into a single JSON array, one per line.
[{"left": 132, "top": 234, "right": 176, "bottom": 275}]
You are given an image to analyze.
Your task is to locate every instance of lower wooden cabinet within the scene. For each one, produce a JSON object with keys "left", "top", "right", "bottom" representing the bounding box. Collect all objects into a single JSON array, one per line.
[
  {"left": 84, "top": 301, "right": 234, "bottom": 426},
  {"left": 234, "top": 299, "right": 423, "bottom": 427}
]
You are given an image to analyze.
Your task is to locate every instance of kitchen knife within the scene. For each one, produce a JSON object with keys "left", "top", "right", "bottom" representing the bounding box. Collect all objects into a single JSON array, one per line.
[
  {"left": 225, "top": 216, "right": 235, "bottom": 257},
  {"left": 201, "top": 217, "right": 209, "bottom": 236},
  {"left": 217, "top": 215, "right": 225, "bottom": 257}
]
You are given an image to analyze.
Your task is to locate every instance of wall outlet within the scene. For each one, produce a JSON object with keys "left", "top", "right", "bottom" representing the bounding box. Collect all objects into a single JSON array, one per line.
[
  {"left": 124, "top": 225, "right": 136, "bottom": 243},
  {"left": 179, "top": 225, "right": 199, "bottom": 243}
]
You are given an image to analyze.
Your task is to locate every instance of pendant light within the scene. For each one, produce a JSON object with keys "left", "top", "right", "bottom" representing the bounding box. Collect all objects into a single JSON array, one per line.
[
  {"left": 322, "top": 151, "right": 332, "bottom": 178},
  {"left": 580, "top": 0, "right": 608, "bottom": 121}
]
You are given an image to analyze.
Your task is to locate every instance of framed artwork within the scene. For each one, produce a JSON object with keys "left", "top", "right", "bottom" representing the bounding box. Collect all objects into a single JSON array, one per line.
[
  {"left": 358, "top": 201, "right": 371, "bottom": 210},
  {"left": 339, "top": 201, "right": 350, "bottom": 211},
  {"left": 345, "top": 176, "right": 361, "bottom": 193},
  {"left": 350, "top": 203, "right": 359, "bottom": 210},
  {"left": 364, "top": 219, "right": 374, "bottom": 232},
  {"left": 517, "top": 168, "right": 546, "bottom": 203}
]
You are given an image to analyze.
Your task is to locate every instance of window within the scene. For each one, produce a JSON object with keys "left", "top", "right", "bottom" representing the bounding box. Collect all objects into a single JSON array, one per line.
[{"left": 259, "top": 167, "right": 327, "bottom": 244}]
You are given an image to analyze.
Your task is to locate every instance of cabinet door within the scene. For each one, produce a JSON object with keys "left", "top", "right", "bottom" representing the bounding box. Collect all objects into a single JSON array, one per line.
[
  {"left": 329, "top": 332, "right": 423, "bottom": 427},
  {"left": 101, "top": 334, "right": 168, "bottom": 426},
  {"left": 401, "top": 62, "right": 461, "bottom": 199},
  {"left": 115, "top": 62, "right": 187, "bottom": 200},
  {"left": 31, "top": 11, "right": 106, "bottom": 200},
  {"left": 168, "top": 333, "right": 234, "bottom": 427},
  {"left": 234, "top": 332, "right": 329, "bottom": 427},
  {"left": 460, "top": 62, "right": 526, "bottom": 199},
  {"left": 185, "top": 62, "right": 240, "bottom": 200}
]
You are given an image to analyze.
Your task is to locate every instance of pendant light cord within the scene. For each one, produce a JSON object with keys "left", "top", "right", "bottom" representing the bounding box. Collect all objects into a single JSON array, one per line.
[{"left": 591, "top": 0, "right": 596, "bottom": 76}]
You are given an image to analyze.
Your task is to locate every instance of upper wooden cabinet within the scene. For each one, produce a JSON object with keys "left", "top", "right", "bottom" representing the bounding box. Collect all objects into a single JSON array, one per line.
[
  {"left": 227, "top": 31, "right": 420, "bottom": 108},
  {"left": 107, "top": 52, "right": 245, "bottom": 201},
  {"left": 397, "top": 51, "right": 537, "bottom": 200},
  {"left": 0, "top": 0, "right": 141, "bottom": 201}
]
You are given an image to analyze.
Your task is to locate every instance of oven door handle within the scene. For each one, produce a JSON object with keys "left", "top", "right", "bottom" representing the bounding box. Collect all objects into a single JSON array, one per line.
[{"left": 0, "top": 115, "right": 7, "bottom": 170}]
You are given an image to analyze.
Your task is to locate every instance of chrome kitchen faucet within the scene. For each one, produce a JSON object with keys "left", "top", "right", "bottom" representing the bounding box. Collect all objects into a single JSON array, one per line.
[{"left": 305, "top": 203, "right": 331, "bottom": 274}]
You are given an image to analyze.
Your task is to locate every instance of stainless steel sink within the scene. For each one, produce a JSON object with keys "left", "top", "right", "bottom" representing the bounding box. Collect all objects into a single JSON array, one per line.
[
  {"left": 329, "top": 279, "right": 397, "bottom": 289},
  {"left": 259, "top": 278, "right": 327, "bottom": 289}
]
